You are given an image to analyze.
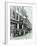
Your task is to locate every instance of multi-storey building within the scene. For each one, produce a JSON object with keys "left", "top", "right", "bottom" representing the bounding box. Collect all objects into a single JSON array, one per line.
[{"left": 10, "top": 7, "right": 32, "bottom": 37}]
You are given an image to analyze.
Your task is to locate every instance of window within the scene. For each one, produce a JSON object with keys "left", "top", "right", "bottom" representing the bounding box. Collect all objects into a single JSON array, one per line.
[
  {"left": 16, "top": 15, "right": 18, "bottom": 20},
  {"left": 13, "top": 10, "right": 15, "bottom": 18},
  {"left": 19, "top": 24, "right": 22, "bottom": 29}
]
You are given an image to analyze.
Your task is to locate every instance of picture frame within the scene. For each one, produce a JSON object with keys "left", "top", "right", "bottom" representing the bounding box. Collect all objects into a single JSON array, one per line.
[{"left": 5, "top": 2, "right": 37, "bottom": 44}]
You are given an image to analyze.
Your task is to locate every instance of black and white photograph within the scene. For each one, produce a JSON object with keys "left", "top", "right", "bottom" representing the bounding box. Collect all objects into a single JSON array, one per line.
[
  {"left": 10, "top": 6, "right": 32, "bottom": 40},
  {"left": 0, "top": 0, "right": 37, "bottom": 45}
]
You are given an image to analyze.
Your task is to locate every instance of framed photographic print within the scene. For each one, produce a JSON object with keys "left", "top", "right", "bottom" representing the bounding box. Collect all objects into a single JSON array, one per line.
[{"left": 5, "top": 2, "right": 36, "bottom": 44}]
